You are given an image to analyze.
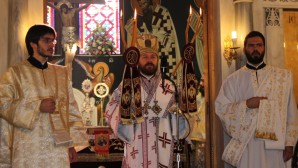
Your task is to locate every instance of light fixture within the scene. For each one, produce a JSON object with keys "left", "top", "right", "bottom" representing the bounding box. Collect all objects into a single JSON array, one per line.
[
  {"left": 223, "top": 31, "right": 240, "bottom": 66},
  {"left": 62, "top": 27, "right": 77, "bottom": 54}
]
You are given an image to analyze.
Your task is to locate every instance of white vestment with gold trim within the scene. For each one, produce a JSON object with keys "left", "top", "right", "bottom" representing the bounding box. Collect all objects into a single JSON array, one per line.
[
  {"left": 215, "top": 65, "right": 298, "bottom": 168},
  {"left": 0, "top": 61, "right": 87, "bottom": 168}
]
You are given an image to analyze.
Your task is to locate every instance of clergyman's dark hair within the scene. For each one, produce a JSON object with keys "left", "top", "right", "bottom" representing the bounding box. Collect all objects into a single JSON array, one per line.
[
  {"left": 25, "top": 24, "right": 56, "bottom": 56},
  {"left": 244, "top": 31, "right": 265, "bottom": 47}
]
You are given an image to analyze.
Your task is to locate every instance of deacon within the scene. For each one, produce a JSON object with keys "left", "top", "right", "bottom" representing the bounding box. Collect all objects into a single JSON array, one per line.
[
  {"left": 0, "top": 24, "right": 87, "bottom": 168},
  {"left": 215, "top": 31, "right": 298, "bottom": 168}
]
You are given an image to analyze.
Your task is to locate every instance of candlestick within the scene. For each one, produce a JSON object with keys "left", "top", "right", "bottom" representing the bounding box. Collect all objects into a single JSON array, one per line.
[
  {"left": 120, "top": 10, "right": 127, "bottom": 49},
  {"left": 185, "top": 6, "right": 192, "bottom": 44},
  {"left": 131, "top": 9, "right": 137, "bottom": 47},
  {"left": 191, "top": 8, "right": 202, "bottom": 43}
]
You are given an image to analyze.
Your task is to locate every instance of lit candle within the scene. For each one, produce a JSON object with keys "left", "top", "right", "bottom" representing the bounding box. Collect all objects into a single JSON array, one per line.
[
  {"left": 120, "top": 10, "right": 127, "bottom": 49},
  {"left": 232, "top": 31, "right": 237, "bottom": 40},
  {"left": 131, "top": 9, "right": 137, "bottom": 47},
  {"left": 185, "top": 6, "right": 192, "bottom": 43},
  {"left": 191, "top": 8, "right": 202, "bottom": 43},
  {"left": 231, "top": 31, "right": 237, "bottom": 46}
]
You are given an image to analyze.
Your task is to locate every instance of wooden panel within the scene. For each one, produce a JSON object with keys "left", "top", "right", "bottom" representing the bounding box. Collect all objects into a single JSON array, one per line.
[
  {"left": 284, "top": 10, "right": 298, "bottom": 103},
  {"left": 206, "top": 0, "right": 225, "bottom": 167}
]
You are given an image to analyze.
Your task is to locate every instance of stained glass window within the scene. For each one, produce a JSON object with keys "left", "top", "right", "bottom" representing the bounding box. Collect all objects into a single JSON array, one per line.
[{"left": 46, "top": 0, "right": 120, "bottom": 55}]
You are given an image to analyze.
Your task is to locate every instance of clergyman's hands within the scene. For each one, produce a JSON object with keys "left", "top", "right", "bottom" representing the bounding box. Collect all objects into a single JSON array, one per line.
[
  {"left": 283, "top": 146, "right": 293, "bottom": 162},
  {"left": 69, "top": 147, "right": 78, "bottom": 163},
  {"left": 39, "top": 98, "right": 56, "bottom": 113},
  {"left": 246, "top": 97, "right": 267, "bottom": 109}
]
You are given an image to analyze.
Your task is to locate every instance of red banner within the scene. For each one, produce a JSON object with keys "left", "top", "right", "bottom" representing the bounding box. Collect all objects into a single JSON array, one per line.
[{"left": 88, "top": 127, "right": 111, "bottom": 155}]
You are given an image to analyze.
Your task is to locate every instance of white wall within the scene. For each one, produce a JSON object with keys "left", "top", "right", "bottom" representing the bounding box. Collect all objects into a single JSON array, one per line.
[
  {"left": 219, "top": 1, "right": 236, "bottom": 168},
  {"left": 28, "top": 0, "right": 44, "bottom": 25},
  {"left": 220, "top": 0, "right": 237, "bottom": 80},
  {"left": 0, "top": 0, "right": 43, "bottom": 76}
]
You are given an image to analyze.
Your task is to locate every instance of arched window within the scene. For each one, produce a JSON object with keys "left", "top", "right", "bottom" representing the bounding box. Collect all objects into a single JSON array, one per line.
[{"left": 46, "top": 0, "right": 120, "bottom": 55}]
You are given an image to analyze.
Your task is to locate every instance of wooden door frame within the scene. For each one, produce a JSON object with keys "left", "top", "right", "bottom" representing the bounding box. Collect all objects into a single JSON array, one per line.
[{"left": 204, "top": 0, "right": 224, "bottom": 167}]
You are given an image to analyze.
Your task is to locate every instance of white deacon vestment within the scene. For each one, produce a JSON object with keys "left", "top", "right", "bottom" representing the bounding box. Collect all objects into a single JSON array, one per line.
[{"left": 215, "top": 65, "right": 298, "bottom": 168}]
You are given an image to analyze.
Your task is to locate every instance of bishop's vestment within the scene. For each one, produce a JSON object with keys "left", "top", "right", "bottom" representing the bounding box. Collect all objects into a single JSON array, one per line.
[{"left": 105, "top": 72, "right": 189, "bottom": 168}]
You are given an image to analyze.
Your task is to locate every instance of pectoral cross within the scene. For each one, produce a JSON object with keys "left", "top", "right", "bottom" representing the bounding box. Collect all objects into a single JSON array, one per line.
[
  {"left": 142, "top": 100, "right": 151, "bottom": 115},
  {"left": 143, "top": 100, "right": 162, "bottom": 116},
  {"left": 152, "top": 100, "right": 162, "bottom": 115}
]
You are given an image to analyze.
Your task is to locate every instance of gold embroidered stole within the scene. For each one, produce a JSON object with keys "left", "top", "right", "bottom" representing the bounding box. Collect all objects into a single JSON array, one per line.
[
  {"left": 255, "top": 100, "right": 278, "bottom": 140},
  {"left": 254, "top": 67, "right": 290, "bottom": 149},
  {"left": 222, "top": 106, "right": 258, "bottom": 166},
  {"left": 261, "top": 68, "right": 290, "bottom": 149},
  {"left": 48, "top": 65, "right": 73, "bottom": 146}
]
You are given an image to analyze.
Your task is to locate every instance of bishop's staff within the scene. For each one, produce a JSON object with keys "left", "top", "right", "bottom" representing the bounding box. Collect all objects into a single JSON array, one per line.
[{"left": 93, "top": 83, "right": 109, "bottom": 126}]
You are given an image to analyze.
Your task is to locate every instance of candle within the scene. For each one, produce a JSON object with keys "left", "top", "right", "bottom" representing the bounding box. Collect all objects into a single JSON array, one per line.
[
  {"left": 120, "top": 10, "right": 127, "bottom": 49},
  {"left": 232, "top": 31, "right": 237, "bottom": 40},
  {"left": 191, "top": 8, "right": 202, "bottom": 43},
  {"left": 185, "top": 6, "right": 192, "bottom": 44},
  {"left": 131, "top": 9, "right": 137, "bottom": 46},
  {"left": 231, "top": 31, "right": 237, "bottom": 46}
]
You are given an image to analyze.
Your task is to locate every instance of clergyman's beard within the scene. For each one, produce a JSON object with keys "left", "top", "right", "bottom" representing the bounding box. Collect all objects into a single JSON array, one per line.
[
  {"left": 143, "top": 7, "right": 153, "bottom": 32},
  {"left": 245, "top": 50, "right": 265, "bottom": 65},
  {"left": 139, "top": 63, "right": 157, "bottom": 76},
  {"left": 38, "top": 47, "right": 52, "bottom": 58}
]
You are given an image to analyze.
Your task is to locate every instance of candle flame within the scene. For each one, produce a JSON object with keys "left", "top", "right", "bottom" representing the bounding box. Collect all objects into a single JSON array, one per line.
[
  {"left": 134, "top": 9, "right": 137, "bottom": 20},
  {"left": 120, "top": 10, "right": 123, "bottom": 18},
  {"left": 190, "top": 6, "right": 192, "bottom": 15},
  {"left": 199, "top": 8, "right": 202, "bottom": 16},
  {"left": 232, "top": 31, "right": 237, "bottom": 40}
]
